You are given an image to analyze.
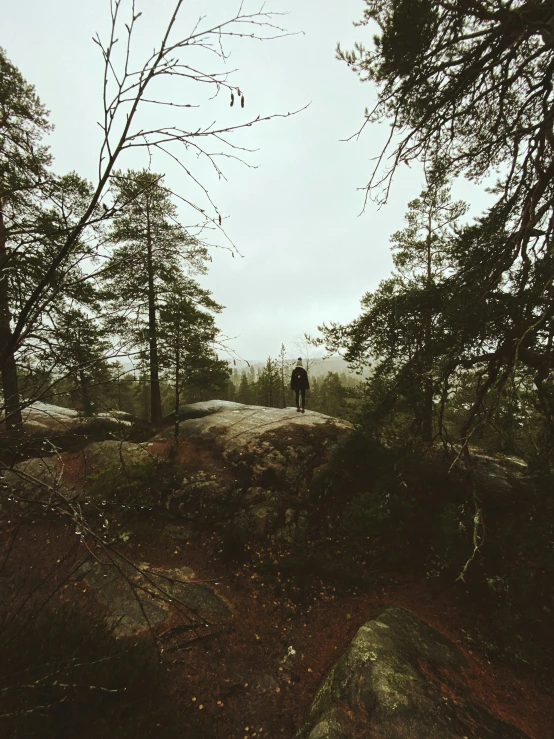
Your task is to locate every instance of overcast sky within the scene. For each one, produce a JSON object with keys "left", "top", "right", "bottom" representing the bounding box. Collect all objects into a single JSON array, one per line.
[{"left": 4, "top": 0, "right": 493, "bottom": 365}]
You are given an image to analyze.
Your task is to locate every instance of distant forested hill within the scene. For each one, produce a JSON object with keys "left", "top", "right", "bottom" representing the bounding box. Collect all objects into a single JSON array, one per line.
[{"left": 232, "top": 356, "right": 369, "bottom": 378}]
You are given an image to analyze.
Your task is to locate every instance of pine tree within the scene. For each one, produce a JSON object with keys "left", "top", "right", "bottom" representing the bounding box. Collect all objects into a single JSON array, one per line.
[
  {"left": 341, "top": 0, "right": 554, "bottom": 438},
  {"left": 322, "top": 165, "right": 467, "bottom": 442},
  {"left": 257, "top": 357, "right": 281, "bottom": 407},
  {"left": 3, "top": 169, "right": 101, "bottom": 423},
  {"left": 237, "top": 372, "right": 251, "bottom": 404},
  {"left": 319, "top": 372, "right": 347, "bottom": 419},
  {"left": 157, "top": 280, "right": 229, "bottom": 435},
  {"left": 107, "top": 360, "right": 137, "bottom": 413},
  {"left": 0, "top": 48, "right": 51, "bottom": 430},
  {"left": 103, "top": 170, "right": 206, "bottom": 424},
  {"left": 50, "top": 308, "right": 111, "bottom": 416},
  {"left": 388, "top": 161, "right": 466, "bottom": 441},
  {"left": 278, "top": 344, "right": 288, "bottom": 408}
]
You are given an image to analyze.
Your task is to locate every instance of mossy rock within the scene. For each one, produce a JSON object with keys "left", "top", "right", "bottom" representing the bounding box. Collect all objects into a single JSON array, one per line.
[{"left": 296, "top": 606, "right": 529, "bottom": 738}]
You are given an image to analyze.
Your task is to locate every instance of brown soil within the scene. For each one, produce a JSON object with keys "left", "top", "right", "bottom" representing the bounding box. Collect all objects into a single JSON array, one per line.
[{"left": 1, "top": 511, "right": 552, "bottom": 739}]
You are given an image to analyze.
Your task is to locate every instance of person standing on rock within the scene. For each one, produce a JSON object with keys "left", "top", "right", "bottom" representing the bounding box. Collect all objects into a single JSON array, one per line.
[{"left": 291, "top": 358, "right": 310, "bottom": 413}]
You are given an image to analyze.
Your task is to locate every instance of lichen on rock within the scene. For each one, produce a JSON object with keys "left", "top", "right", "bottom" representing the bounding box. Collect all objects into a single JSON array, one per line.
[{"left": 296, "top": 606, "right": 529, "bottom": 738}]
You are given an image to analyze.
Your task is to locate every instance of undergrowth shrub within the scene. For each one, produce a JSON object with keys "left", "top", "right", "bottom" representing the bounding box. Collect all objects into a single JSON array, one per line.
[
  {"left": 85, "top": 458, "right": 162, "bottom": 506},
  {"left": 0, "top": 605, "right": 189, "bottom": 738}
]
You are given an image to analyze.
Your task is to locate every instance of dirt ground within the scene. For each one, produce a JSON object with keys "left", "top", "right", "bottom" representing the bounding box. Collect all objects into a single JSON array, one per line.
[{"left": 1, "top": 511, "right": 553, "bottom": 739}]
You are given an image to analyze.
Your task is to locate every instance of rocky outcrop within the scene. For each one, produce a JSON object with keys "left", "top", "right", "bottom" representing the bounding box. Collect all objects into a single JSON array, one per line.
[
  {"left": 3, "top": 401, "right": 352, "bottom": 543},
  {"left": 75, "top": 558, "right": 231, "bottom": 636},
  {"left": 420, "top": 446, "right": 532, "bottom": 513},
  {"left": 150, "top": 401, "right": 353, "bottom": 543},
  {"left": 2, "top": 440, "right": 155, "bottom": 503},
  {"left": 452, "top": 449, "right": 531, "bottom": 512},
  {"left": 296, "top": 606, "right": 529, "bottom": 739},
  {"left": 7, "top": 401, "right": 139, "bottom": 437}
]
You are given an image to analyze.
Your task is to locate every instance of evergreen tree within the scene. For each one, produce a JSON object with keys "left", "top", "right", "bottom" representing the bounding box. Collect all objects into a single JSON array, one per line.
[
  {"left": 49, "top": 308, "right": 111, "bottom": 416},
  {"left": 318, "top": 372, "right": 348, "bottom": 419},
  {"left": 341, "top": 0, "right": 554, "bottom": 440},
  {"left": 388, "top": 162, "right": 466, "bottom": 441},
  {"left": 102, "top": 170, "right": 206, "bottom": 424},
  {"left": 304, "top": 372, "right": 360, "bottom": 421},
  {"left": 322, "top": 165, "right": 467, "bottom": 442},
  {"left": 0, "top": 48, "right": 51, "bottom": 429},
  {"left": 236, "top": 372, "right": 252, "bottom": 404},
  {"left": 278, "top": 344, "right": 288, "bottom": 408},
  {"left": 223, "top": 377, "right": 236, "bottom": 403},
  {"left": 256, "top": 357, "right": 281, "bottom": 407},
  {"left": 106, "top": 360, "right": 137, "bottom": 414},
  {"left": 157, "top": 280, "right": 230, "bottom": 434}
]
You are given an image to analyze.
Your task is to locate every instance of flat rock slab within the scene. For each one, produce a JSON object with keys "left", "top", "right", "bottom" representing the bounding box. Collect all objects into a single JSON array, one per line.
[
  {"left": 4, "top": 402, "right": 353, "bottom": 545},
  {"left": 164, "top": 401, "right": 352, "bottom": 445},
  {"left": 1, "top": 401, "right": 137, "bottom": 436},
  {"left": 75, "top": 558, "right": 231, "bottom": 637},
  {"left": 296, "top": 606, "right": 529, "bottom": 739}
]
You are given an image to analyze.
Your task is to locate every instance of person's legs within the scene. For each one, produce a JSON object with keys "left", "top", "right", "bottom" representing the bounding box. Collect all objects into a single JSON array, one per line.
[
  {"left": 301, "top": 388, "right": 306, "bottom": 412},
  {"left": 295, "top": 389, "right": 301, "bottom": 410}
]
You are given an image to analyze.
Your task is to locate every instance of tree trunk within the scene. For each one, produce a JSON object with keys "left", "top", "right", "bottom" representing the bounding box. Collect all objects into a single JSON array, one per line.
[
  {"left": 174, "top": 321, "right": 181, "bottom": 441},
  {"left": 142, "top": 374, "right": 149, "bottom": 422},
  {"left": 76, "top": 329, "right": 93, "bottom": 416},
  {"left": 422, "top": 213, "right": 434, "bottom": 443},
  {"left": 280, "top": 345, "right": 286, "bottom": 408},
  {"left": 78, "top": 368, "right": 93, "bottom": 416},
  {"left": 145, "top": 202, "right": 163, "bottom": 425},
  {"left": 422, "top": 376, "right": 433, "bottom": 443},
  {"left": 0, "top": 206, "right": 22, "bottom": 432}
]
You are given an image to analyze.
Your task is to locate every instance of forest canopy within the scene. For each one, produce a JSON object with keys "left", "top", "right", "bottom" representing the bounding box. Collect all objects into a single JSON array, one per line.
[{"left": 321, "top": 0, "right": 554, "bottom": 466}]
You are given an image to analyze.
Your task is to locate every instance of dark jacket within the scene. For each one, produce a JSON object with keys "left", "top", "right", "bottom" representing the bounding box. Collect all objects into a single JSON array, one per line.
[{"left": 290, "top": 366, "right": 310, "bottom": 391}]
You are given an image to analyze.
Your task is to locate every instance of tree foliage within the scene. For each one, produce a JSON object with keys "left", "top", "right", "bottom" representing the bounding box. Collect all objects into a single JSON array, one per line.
[
  {"left": 102, "top": 170, "right": 207, "bottom": 423},
  {"left": 0, "top": 0, "right": 300, "bottom": 432},
  {"left": 322, "top": 163, "right": 467, "bottom": 441},
  {"left": 338, "top": 0, "right": 554, "bottom": 447}
]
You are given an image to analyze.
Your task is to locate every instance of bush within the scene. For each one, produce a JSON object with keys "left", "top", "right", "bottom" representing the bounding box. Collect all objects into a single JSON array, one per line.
[
  {"left": 0, "top": 605, "right": 189, "bottom": 738},
  {"left": 85, "top": 458, "right": 161, "bottom": 507}
]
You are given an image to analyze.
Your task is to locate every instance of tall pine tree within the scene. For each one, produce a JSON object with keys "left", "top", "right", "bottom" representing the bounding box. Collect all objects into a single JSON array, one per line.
[
  {"left": 0, "top": 48, "right": 51, "bottom": 430},
  {"left": 103, "top": 170, "right": 206, "bottom": 424},
  {"left": 157, "top": 280, "right": 229, "bottom": 436},
  {"left": 322, "top": 164, "right": 467, "bottom": 442}
]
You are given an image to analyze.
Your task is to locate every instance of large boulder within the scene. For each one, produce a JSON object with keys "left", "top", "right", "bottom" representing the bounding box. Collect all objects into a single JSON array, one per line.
[
  {"left": 149, "top": 401, "right": 353, "bottom": 543},
  {"left": 420, "top": 446, "right": 532, "bottom": 513},
  {"left": 75, "top": 557, "right": 231, "bottom": 636},
  {"left": 454, "top": 449, "right": 531, "bottom": 512},
  {"left": 296, "top": 606, "right": 528, "bottom": 739}
]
